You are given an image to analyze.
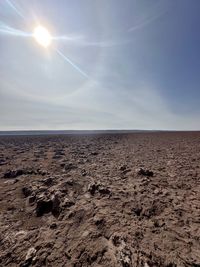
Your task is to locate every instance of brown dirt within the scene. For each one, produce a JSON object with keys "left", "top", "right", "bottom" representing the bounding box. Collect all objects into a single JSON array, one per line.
[{"left": 0, "top": 132, "right": 199, "bottom": 267}]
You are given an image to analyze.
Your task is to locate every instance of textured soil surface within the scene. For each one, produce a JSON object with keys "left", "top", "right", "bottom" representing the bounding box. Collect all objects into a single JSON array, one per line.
[{"left": 0, "top": 132, "right": 199, "bottom": 267}]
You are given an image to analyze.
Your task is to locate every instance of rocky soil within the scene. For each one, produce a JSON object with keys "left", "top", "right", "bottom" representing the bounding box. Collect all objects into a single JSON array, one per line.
[{"left": 0, "top": 132, "right": 199, "bottom": 267}]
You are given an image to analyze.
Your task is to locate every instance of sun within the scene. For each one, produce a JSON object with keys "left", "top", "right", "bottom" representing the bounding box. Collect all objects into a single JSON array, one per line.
[{"left": 33, "top": 26, "right": 52, "bottom": 48}]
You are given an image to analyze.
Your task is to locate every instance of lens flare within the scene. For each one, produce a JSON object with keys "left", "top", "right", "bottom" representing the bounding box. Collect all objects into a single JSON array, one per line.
[
  {"left": 55, "top": 48, "right": 89, "bottom": 79},
  {"left": 33, "top": 26, "right": 51, "bottom": 48}
]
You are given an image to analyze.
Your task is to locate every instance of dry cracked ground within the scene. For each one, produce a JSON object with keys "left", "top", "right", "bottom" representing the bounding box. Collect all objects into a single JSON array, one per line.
[{"left": 0, "top": 132, "right": 199, "bottom": 267}]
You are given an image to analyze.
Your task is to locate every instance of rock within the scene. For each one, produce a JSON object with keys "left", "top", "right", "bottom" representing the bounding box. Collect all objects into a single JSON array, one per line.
[
  {"left": 20, "top": 247, "right": 36, "bottom": 267},
  {"left": 93, "top": 216, "right": 105, "bottom": 228},
  {"left": 81, "top": 169, "right": 87, "bottom": 176},
  {"left": 88, "top": 183, "right": 98, "bottom": 195},
  {"left": 25, "top": 247, "right": 36, "bottom": 261},
  {"left": 138, "top": 168, "right": 154, "bottom": 177},
  {"left": 36, "top": 196, "right": 53, "bottom": 217},
  {"left": 132, "top": 206, "right": 143, "bottom": 216},
  {"left": 28, "top": 195, "right": 36, "bottom": 204},
  {"left": 62, "top": 197, "right": 75, "bottom": 208},
  {"left": 0, "top": 158, "right": 6, "bottom": 165},
  {"left": 26, "top": 169, "right": 36, "bottom": 175},
  {"left": 51, "top": 194, "right": 61, "bottom": 216},
  {"left": 22, "top": 186, "right": 32, "bottom": 197},
  {"left": 64, "top": 163, "right": 76, "bottom": 172},
  {"left": 111, "top": 234, "right": 132, "bottom": 267},
  {"left": 153, "top": 188, "right": 160, "bottom": 195},
  {"left": 119, "top": 165, "right": 127, "bottom": 171},
  {"left": 37, "top": 169, "right": 47, "bottom": 176},
  {"left": 42, "top": 177, "right": 53, "bottom": 186},
  {"left": 91, "top": 151, "right": 98, "bottom": 156},
  {"left": 112, "top": 235, "right": 122, "bottom": 247},
  {"left": 54, "top": 149, "right": 65, "bottom": 156},
  {"left": 119, "top": 246, "right": 132, "bottom": 267},
  {"left": 143, "top": 203, "right": 159, "bottom": 219},
  {"left": 144, "top": 262, "right": 150, "bottom": 267},
  {"left": 3, "top": 168, "right": 44, "bottom": 179},
  {"left": 119, "top": 165, "right": 131, "bottom": 175},
  {"left": 88, "top": 182, "right": 111, "bottom": 196},
  {"left": 50, "top": 222, "right": 57, "bottom": 229},
  {"left": 4, "top": 179, "right": 18, "bottom": 185},
  {"left": 20, "top": 259, "right": 32, "bottom": 267},
  {"left": 4, "top": 169, "right": 24, "bottom": 178},
  {"left": 65, "top": 178, "right": 74, "bottom": 186},
  {"left": 35, "top": 193, "right": 61, "bottom": 217},
  {"left": 98, "top": 185, "right": 111, "bottom": 195}
]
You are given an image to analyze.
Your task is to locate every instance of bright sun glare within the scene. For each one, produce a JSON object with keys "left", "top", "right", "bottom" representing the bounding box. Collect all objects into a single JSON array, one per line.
[{"left": 33, "top": 26, "right": 52, "bottom": 48}]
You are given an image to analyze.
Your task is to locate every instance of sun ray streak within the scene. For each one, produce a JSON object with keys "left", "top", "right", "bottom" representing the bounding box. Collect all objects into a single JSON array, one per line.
[
  {"left": 0, "top": 23, "right": 32, "bottom": 37},
  {"left": 55, "top": 48, "right": 89, "bottom": 79},
  {"left": 6, "top": 0, "right": 26, "bottom": 20},
  {"left": 52, "top": 35, "right": 129, "bottom": 47}
]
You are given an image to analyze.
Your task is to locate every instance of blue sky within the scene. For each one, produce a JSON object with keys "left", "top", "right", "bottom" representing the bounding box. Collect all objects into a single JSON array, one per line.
[{"left": 0, "top": 0, "right": 200, "bottom": 130}]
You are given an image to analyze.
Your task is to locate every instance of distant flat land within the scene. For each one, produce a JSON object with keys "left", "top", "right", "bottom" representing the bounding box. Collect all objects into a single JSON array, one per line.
[
  {"left": 0, "top": 132, "right": 199, "bottom": 266},
  {"left": 0, "top": 130, "right": 158, "bottom": 136}
]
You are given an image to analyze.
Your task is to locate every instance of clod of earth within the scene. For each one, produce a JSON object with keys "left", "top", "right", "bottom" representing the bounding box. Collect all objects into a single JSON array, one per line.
[
  {"left": 64, "top": 163, "right": 77, "bottom": 172},
  {"left": 4, "top": 169, "right": 24, "bottom": 178},
  {"left": 132, "top": 206, "right": 143, "bottom": 217},
  {"left": 119, "top": 165, "right": 127, "bottom": 171},
  {"left": 41, "top": 177, "right": 54, "bottom": 186},
  {"left": 138, "top": 168, "right": 154, "bottom": 177},
  {"left": 35, "top": 193, "right": 61, "bottom": 217},
  {"left": 22, "top": 186, "right": 32, "bottom": 197},
  {"left": 36, "top": 198, "right": 53, "bottom": 217},
  {"left": 88, "top": 182, "right": 111, "bottom": 196}
]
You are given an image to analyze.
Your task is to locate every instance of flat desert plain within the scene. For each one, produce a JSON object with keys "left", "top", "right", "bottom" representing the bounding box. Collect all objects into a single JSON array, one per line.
[{"left": 0, "top": 132, "right": 199, "bottom": 267}]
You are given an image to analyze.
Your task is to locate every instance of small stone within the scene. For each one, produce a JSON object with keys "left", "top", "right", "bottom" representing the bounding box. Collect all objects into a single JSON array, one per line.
[
  {"left": 98, "top": 185, "right": 111, "bottom": 195},
  {"left": 119, "top": 165, "right": 127, "bottom": 171},
  {"left": 154, "top": 188, "right": 160, "bottom": 195},
  {"left": 94, "top": 216, "right": 105, "bottom": 227},
  {"left": 50, "top": 222, "right": 57, "bottom": 229},
  {"left": 20, "top": 247, "right": 37, "bottom": 267},
  {"left": 88, "top": 183, "right": 97, "bottom": 195},
  {"left": 28, "top": 195, "right": 36, "bottom": 204},
  {"left": 0, "top": 158, "right": 6, "bottom": 166},
  {"left": 25, "top": 247, "right": 36, "bottom": 261},
  {"left": 81, "top": 169, "right": 87, "bottom": 176},
  {"left": 132, "top": 206, "right": 143, "bottom": 216},
  {"left": 22, "top": 186, "right": 32, "bottom": 197},
  {"left": 91, "top": 151, "right": 98, "bottom": 156}
]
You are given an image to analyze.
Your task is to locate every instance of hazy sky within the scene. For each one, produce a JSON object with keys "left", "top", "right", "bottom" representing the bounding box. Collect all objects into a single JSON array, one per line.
[{"left": 1, "top": 0, "right": 200, "bottom": 130}]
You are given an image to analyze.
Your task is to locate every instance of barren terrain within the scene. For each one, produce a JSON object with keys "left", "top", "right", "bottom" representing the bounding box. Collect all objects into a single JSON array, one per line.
[{"left": 0, "top": 132, "right": 199, "bottom": 267}]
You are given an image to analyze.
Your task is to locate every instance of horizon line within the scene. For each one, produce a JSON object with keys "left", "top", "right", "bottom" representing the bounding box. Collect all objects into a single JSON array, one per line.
[{"left": 0, "top": 129, "right": 200, "bottom": 136}]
